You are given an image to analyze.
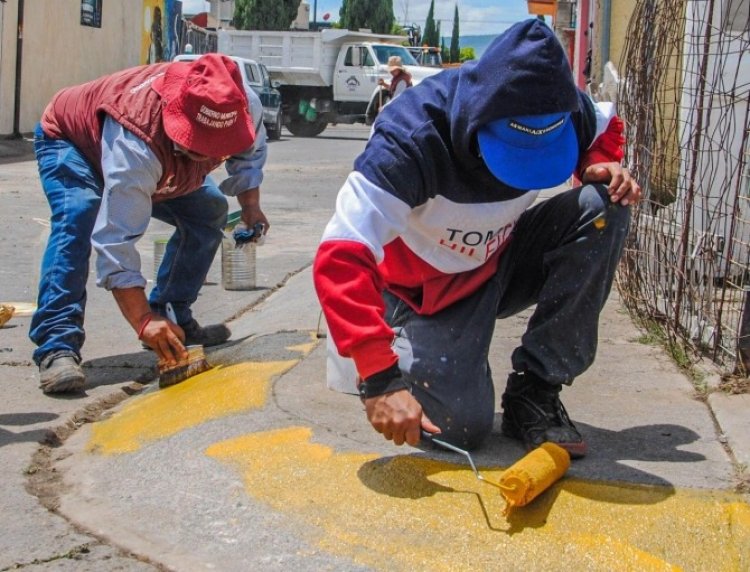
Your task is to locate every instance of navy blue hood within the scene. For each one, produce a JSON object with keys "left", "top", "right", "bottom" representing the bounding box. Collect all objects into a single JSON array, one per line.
[{"left": 355, "top": 19, "right": 592, "bottom": 203}]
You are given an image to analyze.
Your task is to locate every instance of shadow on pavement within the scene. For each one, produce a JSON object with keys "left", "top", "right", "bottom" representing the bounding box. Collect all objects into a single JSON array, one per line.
[{"left": 0, "top": 412, "right": 59, "bottom": 447}]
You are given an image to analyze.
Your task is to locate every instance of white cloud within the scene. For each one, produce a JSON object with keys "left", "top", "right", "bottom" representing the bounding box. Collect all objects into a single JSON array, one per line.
[{"left": 393, "top": 0, "right": 530, "bottom": 36}]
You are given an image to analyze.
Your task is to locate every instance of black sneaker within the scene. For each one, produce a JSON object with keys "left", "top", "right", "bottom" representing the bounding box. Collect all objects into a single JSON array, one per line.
[
  {"left": 501, "top": 371, "right": 587, "bottom": 458},
  {"left": 39, "top": 351, "right": 86, "bottom": 394},
  {"left": 181, "top": 319, "right": 231, "bottom": 347}
]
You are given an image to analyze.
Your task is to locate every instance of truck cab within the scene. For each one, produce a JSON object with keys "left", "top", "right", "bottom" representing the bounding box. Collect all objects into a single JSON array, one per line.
[{"left": 333, "top": 42, "right": 439, "bottom": 103}]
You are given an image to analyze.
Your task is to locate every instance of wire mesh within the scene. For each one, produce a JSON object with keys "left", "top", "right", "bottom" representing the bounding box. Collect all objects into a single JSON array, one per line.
[{"left": 616, "top": 0, "right": 750, "bottom": 374}]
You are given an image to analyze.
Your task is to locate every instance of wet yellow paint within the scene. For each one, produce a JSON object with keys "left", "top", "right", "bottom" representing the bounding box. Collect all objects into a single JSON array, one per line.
[
  {"left": 207, "top": 427, "right": 750, "bottom": 571},
  {"left": 87, "top": 361, "right": 295, "bottom": 454},
  {"left": 286, "top": 332, "right": 319, "bottom": 354}
]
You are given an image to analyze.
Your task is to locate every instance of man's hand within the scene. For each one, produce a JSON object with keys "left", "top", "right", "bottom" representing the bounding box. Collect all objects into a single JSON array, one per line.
[
  {"left": 237, "top": 187, "right": 270, "bottom": 236},
  {"left": 112, "top": 286, "right": 189, "bottom": 367},
  {"left": 364, "top": 389, "right": 441, "bottom": 446},
  {"left": 581, "top": 162, "right": 642, "bottom": 206},
  {"left": 140, "top": 315, "right": 187, "bottom": 367}
]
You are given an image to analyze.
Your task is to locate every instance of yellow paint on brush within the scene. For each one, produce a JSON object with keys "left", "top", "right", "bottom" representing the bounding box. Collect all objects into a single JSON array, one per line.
[
  {"left": 87, "top": 360, "right": 295, "bottom": 455},
  {"left": 207, "top": 427, "right": 750, "bottom": 571}
]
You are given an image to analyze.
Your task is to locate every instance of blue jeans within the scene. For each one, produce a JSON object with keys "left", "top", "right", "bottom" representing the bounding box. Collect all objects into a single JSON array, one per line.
[{"left": 30, "top": 124, "right": 228, "bottom": 365}]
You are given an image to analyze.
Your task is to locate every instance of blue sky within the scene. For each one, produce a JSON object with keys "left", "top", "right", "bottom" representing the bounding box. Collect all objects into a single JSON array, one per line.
[{"left": 183, "top": 1, "right": 531, "bottom": 36}]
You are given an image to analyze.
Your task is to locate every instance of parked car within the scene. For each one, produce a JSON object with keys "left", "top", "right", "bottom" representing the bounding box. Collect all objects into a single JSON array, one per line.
[{"left": 173, "top": 54, "right": 284, "bottom": 140}]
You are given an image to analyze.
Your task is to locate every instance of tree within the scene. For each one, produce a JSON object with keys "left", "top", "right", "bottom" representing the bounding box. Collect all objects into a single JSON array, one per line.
[
  {"left": 235, "top": 0, "right": 298, "bottom": 31},
  {"left": 340, "top": 0, "right": 394, "bottom": 34},
  {"left": 449, "top": 4, "right": 460, "bottom": 63},
  {"left": 459, "top": 46, "right": 475, "bottom": 62},
  {"left": 422, "top": 0, "right": 438, "bottom": 47},
  {"left": 234, "top": 0, "right": 252, "bottom": 29}
]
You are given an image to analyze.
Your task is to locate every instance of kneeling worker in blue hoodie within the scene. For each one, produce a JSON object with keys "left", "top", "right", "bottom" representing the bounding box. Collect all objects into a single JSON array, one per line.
[{"left": 313, "top": 19, "right": 641, "bottom": 458}]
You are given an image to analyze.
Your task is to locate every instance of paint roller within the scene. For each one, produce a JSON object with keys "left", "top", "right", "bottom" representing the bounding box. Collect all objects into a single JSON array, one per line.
[{"left": 421, "top": 431, "right": 570, "bottom": 515}]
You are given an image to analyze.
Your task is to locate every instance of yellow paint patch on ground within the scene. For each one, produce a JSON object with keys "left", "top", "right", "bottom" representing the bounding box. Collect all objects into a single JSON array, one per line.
[
  {"left": 207, "top": 427, "right": 750, "bottom": 571},
  {"left": 286, "top": 331, "right": 319, "bottom": 354},
  {"left": 87, "top": 361, "right": 295, "bottom": 455}
]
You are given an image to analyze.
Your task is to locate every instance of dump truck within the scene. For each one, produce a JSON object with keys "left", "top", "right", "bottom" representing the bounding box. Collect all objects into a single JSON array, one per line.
[{"left": 216, "top": 28, "right": 443, "bottom": 137}]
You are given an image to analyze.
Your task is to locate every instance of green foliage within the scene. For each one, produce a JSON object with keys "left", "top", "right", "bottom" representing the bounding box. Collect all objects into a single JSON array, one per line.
[
  {"left": 459, "top": 46, "right": 475, "bottom": 62},
  {"left": 234, "top": 0, "right": 251, "bottom": 29},
  {"left": 449, "top": 4, "right": 460, "bottom": 63},
  {"left": 340, "top": 0, "right": 394, "bottom": 34},
  {"left": 235, "top": 0, "right": 298, "bottom": 31},
  {"left": 423, "top": 0, "right": 438, "bottom": 46}
]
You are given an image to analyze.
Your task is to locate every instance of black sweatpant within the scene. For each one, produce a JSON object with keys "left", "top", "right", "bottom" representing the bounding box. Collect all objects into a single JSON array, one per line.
[{"left": 383, "top": 184, "right": 631, "bottom": 449}]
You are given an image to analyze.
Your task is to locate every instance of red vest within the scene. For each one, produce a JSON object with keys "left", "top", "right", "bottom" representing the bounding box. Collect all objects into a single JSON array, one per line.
[
  {"left": 40, "top": 63, "right": 223, "bottom": 203},
  {"left": 389, "top": 72, "right": 413, "bottom": 96}
]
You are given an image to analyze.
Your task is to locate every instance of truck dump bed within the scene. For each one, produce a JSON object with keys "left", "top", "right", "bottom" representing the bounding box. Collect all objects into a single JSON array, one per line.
[{"left": 216, "top": 28, "right": 406, "bottom": 86}]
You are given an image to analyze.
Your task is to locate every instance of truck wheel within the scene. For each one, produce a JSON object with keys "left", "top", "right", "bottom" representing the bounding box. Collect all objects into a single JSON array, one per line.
[
  {"left": 286, "top": 116, "right": 328, "bottom": 137},
  {"left": 268, "top": 114, "right": 282, "bottom": 140}
]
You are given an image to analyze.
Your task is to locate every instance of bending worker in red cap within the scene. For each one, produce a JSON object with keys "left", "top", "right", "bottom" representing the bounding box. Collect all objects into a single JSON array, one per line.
[
  {"left": 314, "top": 20, "right": 642, "bottom": 458},
  {"left": 31, "top": 53, "right": 269, "bottom": 394}
]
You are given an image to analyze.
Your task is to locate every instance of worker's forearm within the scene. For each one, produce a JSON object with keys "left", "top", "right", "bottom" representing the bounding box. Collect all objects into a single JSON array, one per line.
[
  {"left": 112, "top": 287, "right": 152, "bottom": 331},
  {"left": 237, "top": 187, "right": 260, "bottom": 209}
]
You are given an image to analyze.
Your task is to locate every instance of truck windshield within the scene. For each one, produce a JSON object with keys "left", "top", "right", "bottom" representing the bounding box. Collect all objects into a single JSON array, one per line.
[{"left": 372, "top": 45, "right": 419, "bottom": 66}]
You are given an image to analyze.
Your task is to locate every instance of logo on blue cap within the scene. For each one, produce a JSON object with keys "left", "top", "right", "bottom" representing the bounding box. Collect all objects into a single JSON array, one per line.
[{"left": 478, "top": 112, "right": 579, "bottom": 190}]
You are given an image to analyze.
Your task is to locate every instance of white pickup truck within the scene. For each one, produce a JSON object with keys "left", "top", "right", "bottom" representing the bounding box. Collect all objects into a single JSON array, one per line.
[{"left": 216, "top": 28, "right": 443, "bottom": 137}]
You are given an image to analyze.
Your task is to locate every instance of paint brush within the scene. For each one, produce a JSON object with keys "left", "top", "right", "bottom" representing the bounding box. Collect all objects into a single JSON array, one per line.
[
  {"left": 158, "top": 344, "right": 211, "bottom": 388},
  {"left": 158, "top": 303, "right": 211, "bottom": 388}
]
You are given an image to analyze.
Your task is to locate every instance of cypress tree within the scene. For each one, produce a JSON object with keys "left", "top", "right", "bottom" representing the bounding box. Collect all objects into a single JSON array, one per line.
[
  {"left": 449, "top": 4, "right": 460, "bottom": 63},
  {"left": 423, "top": 0, "right": 437, "bottom": 46}
]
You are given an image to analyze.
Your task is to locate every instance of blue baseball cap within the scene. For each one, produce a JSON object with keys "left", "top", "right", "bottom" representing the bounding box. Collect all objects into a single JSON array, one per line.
[{"left": 477, "top": 112, "right": 579, "bottom": 191}]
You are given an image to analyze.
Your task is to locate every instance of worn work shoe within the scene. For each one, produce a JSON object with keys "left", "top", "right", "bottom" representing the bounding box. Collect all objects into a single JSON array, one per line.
[
  {"left": 39, "top": 351, "right": 86, "bottom": 394},
  {"left": 501, "top": 371, "right": 587, "bottom": 459},
  {"left": 182, "top": 318, "right": 231, "bottom": 347}
]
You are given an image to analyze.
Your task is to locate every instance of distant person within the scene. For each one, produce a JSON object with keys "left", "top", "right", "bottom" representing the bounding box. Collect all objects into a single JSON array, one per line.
[
  {"left": 314, "top": 20, "right": 641, "bottom": 458},
  {"left": 378, "top": 55, "right": 413, "bottom": 107},
  {"left": 31, "top": 54, "right": 269, "bottom": 394}
]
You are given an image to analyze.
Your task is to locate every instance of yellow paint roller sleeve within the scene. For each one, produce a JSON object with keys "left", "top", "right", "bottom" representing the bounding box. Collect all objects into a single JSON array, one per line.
[{"left": 498, "top": 443, "right": 571, "bottom": 511}]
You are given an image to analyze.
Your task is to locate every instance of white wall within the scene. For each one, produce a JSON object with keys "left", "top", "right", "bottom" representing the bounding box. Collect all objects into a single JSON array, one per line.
[{"left": 0, "top": 0, "right": 142, "bottom": 136}]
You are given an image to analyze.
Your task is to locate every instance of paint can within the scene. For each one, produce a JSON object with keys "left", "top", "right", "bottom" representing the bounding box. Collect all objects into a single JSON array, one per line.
[
  {"left": 221, "top": 236, "right": 256, "bottom": 290},
  {"left": 153, "top": 237, "right": 169, "bottom": 282}
]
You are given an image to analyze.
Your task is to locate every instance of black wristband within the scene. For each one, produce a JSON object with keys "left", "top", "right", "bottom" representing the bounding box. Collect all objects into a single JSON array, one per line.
[{"left": 358, "top": 363, "right": 409, "bottom": 400}]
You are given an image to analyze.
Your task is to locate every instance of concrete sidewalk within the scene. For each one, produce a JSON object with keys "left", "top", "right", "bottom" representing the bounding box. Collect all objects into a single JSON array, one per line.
[{"left": 1, "top": 129, "right": 748, "bottom": 571}]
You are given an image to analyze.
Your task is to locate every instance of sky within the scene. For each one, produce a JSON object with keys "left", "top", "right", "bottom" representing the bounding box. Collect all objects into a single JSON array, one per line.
[{"left": 182, "top": 1, "right": 531, "bottom": 37}]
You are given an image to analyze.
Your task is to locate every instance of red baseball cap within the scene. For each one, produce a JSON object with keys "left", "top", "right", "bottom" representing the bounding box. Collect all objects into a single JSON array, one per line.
[{"left": 153, "top": 53, "right": 255, "bottom": 158}]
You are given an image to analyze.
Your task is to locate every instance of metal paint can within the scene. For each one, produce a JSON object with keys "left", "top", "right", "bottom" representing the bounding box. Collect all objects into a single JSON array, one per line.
[
  {"left": 221, "top": 237, "right": 256, "bottom": 290},
  {"left": 153, "top": 238, "right": 169, "bottom": 282}
]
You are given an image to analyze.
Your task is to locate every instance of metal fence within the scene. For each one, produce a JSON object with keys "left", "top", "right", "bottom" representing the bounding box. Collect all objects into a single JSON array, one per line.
[{"left": 614, "top": 0, "right": 750, "bottom": 374}]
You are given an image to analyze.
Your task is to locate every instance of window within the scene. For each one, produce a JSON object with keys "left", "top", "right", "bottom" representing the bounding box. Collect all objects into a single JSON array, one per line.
[
  {"left": 244, "top": 63, "right": 259, "bottom": 85},
  {"left": 81, "top": 0, "right": 102, "bottom": 28}
]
